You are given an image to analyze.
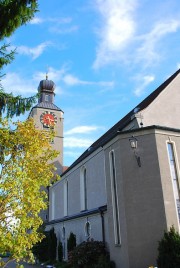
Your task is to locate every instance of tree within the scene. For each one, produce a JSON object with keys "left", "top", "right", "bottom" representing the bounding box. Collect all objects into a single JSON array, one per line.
[
  {"left": 67, "top": 232, "right": 76, "bottom": 254},
  {"left": 33, "top": 228, "right": 57, "bottom": 263},
  {"left": 157, "top": 226, "right": 180, "bottom": 268},
  {"left": 58, "top": 240, "right": 63, "bottom": 262},
  {"left": 68, "top": 240, "right": 114, "bottom": 268},
  {"left": 0, "top": 118, "right": 59, "bottom": 267},
  {"left": 48, "top": 228, "right": 57, "bottom": 261},
  {"left": 0, "top": 0, "right": 39, "bottom": 117}
]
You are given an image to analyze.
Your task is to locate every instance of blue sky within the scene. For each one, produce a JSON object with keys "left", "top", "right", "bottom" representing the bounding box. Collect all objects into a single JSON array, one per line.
[{"left": 1, "top": 0, "right": 180, "bottom": 166}]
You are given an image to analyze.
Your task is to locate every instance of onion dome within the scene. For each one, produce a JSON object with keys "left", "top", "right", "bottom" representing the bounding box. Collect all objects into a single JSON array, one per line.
[
  {"left": 37, "top": 74, "right": 56, "bottom": 104},
  {"left": 38, "top": 75, "right": 55, "bottom": 93}
]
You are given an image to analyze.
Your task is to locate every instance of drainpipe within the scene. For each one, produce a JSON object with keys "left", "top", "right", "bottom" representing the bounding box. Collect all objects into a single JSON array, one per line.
[{"left": 99, "top": 207, "right": 105, "bottom": 244}]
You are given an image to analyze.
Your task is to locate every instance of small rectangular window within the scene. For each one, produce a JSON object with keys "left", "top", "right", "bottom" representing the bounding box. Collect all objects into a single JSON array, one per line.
[{"left": 45, "top": 95, "right": 49, "bottom": 102}]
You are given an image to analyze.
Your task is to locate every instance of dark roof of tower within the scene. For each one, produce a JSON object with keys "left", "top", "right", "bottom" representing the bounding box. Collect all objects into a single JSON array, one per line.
[
  {"left": 33, "top": 102, "right": 63, "bottom": 112},
  {"left": 62, "top": 68, "right": 180, "bottom": 175},
  {"left": 38, "top": 79, "right": 55, "bottom": 92},
  {"left": 30, "top": 77, "right": 63, "bottom": 112}
]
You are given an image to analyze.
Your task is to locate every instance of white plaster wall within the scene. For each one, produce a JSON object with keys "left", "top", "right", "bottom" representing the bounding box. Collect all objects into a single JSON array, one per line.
[
  {"left": 49, "top": 149, "right": 107, "bottom": 220},
  {"left": 46, "top": 212, "right": 109, "bottom": 260}
]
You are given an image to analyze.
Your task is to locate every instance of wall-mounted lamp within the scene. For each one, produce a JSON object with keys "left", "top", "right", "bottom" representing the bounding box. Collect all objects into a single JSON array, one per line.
[{"left": 129, "top": 136, "right": 141, "bottom": 167}]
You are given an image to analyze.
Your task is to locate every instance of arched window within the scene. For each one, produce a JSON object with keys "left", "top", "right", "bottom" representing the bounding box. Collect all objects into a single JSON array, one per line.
[
  {"left": 109, "top": 150, "right": 121, "bottom": 245},
  {"left": 62, "top": 226, "right": 66, "bottom": 240},
  {"left": 64, "top": 180, "right": 68, "bottom": 216},
  {"left": 85, "top": 221, "right": 91, "bottom": 239},
  {"left": 80, "top": 166, "right": 87, "bottom": 211}
]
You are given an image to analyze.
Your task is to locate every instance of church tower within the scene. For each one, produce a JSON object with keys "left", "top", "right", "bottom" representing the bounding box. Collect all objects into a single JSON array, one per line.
[{"left": 29, "top": 76, "right": 64, "bottom": 175}]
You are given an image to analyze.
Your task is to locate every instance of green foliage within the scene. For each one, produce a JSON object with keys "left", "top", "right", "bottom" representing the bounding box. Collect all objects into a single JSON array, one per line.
[
  {"left": 32, "top": 227, "right": 49, "bottom": 262},
  {"left": 0, "top": 0, "right": 38, "bottom": 40},
  {"left": 157, "top": 226, "right": 180, "bottom": 268},
  {"left": 48, "top": 228, "right": 57, "bottom": 261},
  {"left": 33, "top": 228, "right": 57, "bottom": 263},
  {"left": 0, "top": 0, "right": 38, "bottom": 118},
  {"left": 0, "top": 43, "right": 15, "bottom": 70},
  {"left": 0, "top": 119, "right": 59, "bottom": 266},
  {"left": 58, "top": 241, "right": 63, "bottom": 262},
  {"left": 67, "top": 232, "right": 76, "bottom": 254},
  {"left": 68, "top": 240, "right": 112, "bottom": 268},
  {"left": 93, "top": 255, "right": 116, "bottom": 268},
  {"left": 0, "top": 90, "right": 38, "bottom": 117}
]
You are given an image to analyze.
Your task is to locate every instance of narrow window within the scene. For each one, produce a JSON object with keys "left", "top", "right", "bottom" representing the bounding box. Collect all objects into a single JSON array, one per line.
[
  {"left": 167, "top": 143, "right": 180, "bottom": 221},
  {"left": 80, "top": 167, "right": 87, "bottom": 211},
  {"left": 45, "top": 94, "right": 50, "bottom": 102},
  {"left": 62, "top": 226, "right": 65, "bottom": 240},
  {"left": 109, "top": 150, "right": 121, "bottom": 245},
  {"left": 51, "top": 190, "right": 55, "bottom": 220},
  {"left": 85, "top": 221, "right": 91, "bottom": 239},
  {"left": 84, "top": 168, "right": 87, "bottom": 210},
  {"left": 64, "top": 180, "right": 68, "bottom": 216}
]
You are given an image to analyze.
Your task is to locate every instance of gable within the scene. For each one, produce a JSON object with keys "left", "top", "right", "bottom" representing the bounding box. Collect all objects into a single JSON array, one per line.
[{"left": 139, "top": 72, "right": 180, "bottom": 129}]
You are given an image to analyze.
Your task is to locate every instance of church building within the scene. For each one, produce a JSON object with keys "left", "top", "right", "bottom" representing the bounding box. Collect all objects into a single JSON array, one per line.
[{"left": 30, "top": 69, "right": 180, "bottom": 268}]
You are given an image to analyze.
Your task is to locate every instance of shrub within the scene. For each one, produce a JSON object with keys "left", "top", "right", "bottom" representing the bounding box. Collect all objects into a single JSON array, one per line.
[
  {"left": 33, "top": 227, "right": 57, "bottom": 262},
  {"left": 33, "top": 231, "right": 49, "bottom": 262},
  {"left": 58, "top": 241, "right": 63, "bottom": 262},
  {"left": 48, "top": 228, "right": 57, "bottom": 261},
  {"left": 67, "top": 232, "right": 76, "bottom": 254},
  {"left": 94, "top": 255, "right": 116, "bottom": 268},
  {"left": 157, "top": 226, "right": 180, "bottom": 268},
  {"left": 68, "top": 240, "right": 113, "bottom": 268}
]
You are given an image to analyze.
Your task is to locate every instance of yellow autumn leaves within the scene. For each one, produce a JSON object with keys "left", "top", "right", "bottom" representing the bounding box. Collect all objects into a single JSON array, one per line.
[{"left": 0, "top": 118, "right": 60, "bottom": 266}]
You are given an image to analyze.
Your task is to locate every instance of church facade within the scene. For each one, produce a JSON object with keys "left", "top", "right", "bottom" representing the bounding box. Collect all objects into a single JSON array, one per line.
[{"left": 30, "top": 69, "right": 180, "bottom": 268}]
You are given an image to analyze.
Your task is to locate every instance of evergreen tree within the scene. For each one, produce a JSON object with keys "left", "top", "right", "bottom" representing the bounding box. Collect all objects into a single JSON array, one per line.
[
  {"left": 157, "top": 226, "right": 180, "bottom": 268},
  {"left": 67, "top": 232, "right": 76, "bottom": 253},
  {"left": 0, "top": 0, "right": 39, "bottom": 117},
  {"left": 58, "top": 241, "right": 63, "bottom": 262},
  {"left": 48, "top": 228, "right": 57, "bottom": 261}
]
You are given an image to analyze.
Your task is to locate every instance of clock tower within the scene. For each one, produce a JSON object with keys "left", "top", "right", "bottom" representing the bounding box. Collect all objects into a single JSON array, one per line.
[{"left": 29, "top": 76, "right": 64, "bottom": 175}]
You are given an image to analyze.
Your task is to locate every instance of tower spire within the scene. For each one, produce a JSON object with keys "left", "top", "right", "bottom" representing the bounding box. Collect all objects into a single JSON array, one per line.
[{"left": 46, "top": 65, "right": 49, "bottom": 80}]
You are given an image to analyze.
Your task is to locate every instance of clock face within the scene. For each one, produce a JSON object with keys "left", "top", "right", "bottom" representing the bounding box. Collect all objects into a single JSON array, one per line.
[{"left": 40, "top": 111, "right": 57, "bottom": 127}]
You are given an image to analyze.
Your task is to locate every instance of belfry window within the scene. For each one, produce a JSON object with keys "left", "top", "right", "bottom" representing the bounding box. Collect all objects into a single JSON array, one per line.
[
  {"left": 167, "top": 142, "right": 180, "bottom": 222},
  {"left": 109, "top": 150, "right": 121, "bottom": 245},
  {"left": 45, "top": 94, "right": 50, "bottom": 102},
  {"left": 80, "top": 166, "right": 87, "bottom": 211}
]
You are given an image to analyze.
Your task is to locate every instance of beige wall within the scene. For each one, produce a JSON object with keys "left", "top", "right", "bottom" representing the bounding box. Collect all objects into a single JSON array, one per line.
[
  {"left": 104, "top": 127, "right": 180, "bottom": 268},
  {"left": 137, "top": 73, "right": 180, "bottom": 129},
  {"left": 156, "top": 130, "right": 180, "bottom": 231},
  {"left": 30, "top": 107, "right": 64, "bottom": 173}
]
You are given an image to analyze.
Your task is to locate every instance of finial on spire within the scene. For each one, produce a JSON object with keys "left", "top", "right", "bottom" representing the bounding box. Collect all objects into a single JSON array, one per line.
[{"left": 46, "top": 65, "right": 49, "bottom": 80}]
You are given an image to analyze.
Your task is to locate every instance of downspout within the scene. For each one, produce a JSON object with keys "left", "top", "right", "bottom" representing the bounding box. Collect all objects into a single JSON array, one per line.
[{"left": 99, "top": 207, "right": 105, "bottom": 244}]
